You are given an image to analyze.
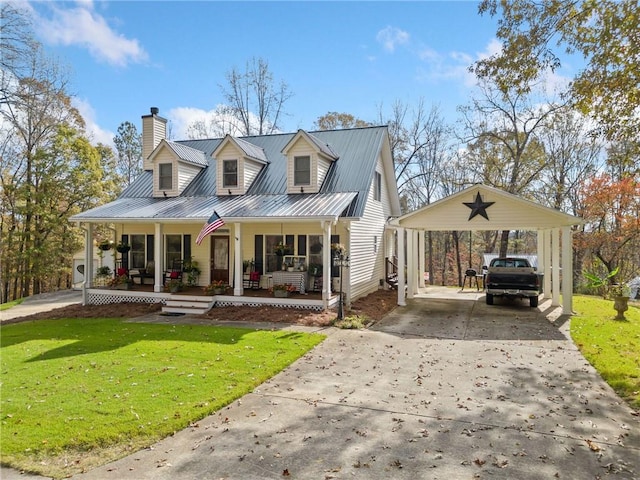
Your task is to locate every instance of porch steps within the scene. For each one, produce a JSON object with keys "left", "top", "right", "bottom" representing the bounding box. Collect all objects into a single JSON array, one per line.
[{"left": 162, "top": 295, "right": 215, "bottom": 315}]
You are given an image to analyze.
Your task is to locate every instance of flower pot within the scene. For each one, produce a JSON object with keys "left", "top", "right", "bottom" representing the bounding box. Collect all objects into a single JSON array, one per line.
[
  {"left": 613, "top": 296, "right": 629, "bottom": 320},
  {"left": 273, "top": 290, "right": 289, "bottom": 298},
  {"left": 114, "top": 283, "right": 131, "bottom": 290},
  {"left": 213, "top": 287, "right": 225, "bottom": 295}
]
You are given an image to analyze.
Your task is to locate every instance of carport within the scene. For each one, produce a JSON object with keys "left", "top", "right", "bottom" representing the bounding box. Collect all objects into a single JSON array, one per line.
[{"left": 388, "top": 184, "right": 584, "bottom": 315}]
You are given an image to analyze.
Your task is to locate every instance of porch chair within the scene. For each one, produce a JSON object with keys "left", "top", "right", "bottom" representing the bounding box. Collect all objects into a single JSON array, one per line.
[{"left": 163, "top": 259, "right": 184, "bottom": 285}]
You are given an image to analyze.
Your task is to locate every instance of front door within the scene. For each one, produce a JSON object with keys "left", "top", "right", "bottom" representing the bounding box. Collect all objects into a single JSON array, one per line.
[{"left": 210, "top": 236, "right": 229, "bottom": 283}]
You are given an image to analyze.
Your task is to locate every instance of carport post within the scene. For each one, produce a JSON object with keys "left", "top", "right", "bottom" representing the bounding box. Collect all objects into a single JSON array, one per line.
[
  {"left": 562, "top": 226, "right": 573, "bottom": 314},
  {"left": 418, "top": 230, "right": 426, "bottom": 288},
  {"left": 397, "top": 227, "right": 406, "bottom": 306},
  {"left": 407, "top": 229, "right": 415, "bottom": 299},
  {"left": 552, "top": 228, "right": 561, "bottom": 306}
]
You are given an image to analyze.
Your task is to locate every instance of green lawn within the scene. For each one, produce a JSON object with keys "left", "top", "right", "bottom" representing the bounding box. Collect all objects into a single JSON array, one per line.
[
  {"left": 571, "top": 295, "right": 640, "bottom": 409},
  {"left": 0, "top": 318, "right": 325, "bottom": 478}
]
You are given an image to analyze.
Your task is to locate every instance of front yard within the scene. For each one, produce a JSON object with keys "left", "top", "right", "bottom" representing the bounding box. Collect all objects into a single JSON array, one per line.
[{"left": 0, "top": 318, "right": 325, "bottom": 478}]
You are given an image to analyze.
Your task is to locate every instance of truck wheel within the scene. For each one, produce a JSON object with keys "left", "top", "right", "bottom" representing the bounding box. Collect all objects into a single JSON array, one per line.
[
  {"left": 530, "top": 296, "right": 539, "bottom": 308},
  {"left": 486, "top": 294, "right": 494, "bottom": 305}
]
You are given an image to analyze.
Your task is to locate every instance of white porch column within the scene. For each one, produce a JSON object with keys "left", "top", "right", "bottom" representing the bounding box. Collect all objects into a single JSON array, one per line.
[
  {"left": 536, "top": 230, "right": 545, "bottom": 299},
  {"left": 543, "top": 229, "right": 552, "bottom": 299},
  {"left": 407, "top": 229, "right": 415, "bottom": 298},
  {"left": 83, "top": 223, "right": 94, "bottom": 305},
  {"left": 561, "top": 226, "right": 573, "bottom": 314},
  {"left": 552, "top": 228, "right": 561, "bottom": 306},
  {"left": 154, "top": 223, "right": 163, "bottom": 292},
  {"left": 418, "top": 230, "right": 426, "bottom": 288},
  {"left": 397, "top": 227, "right": 406, "bottom": 306},
  {"left": 322, "top": 221, "right": 332, "bottom": 308},
  {"left": 233, "top": 223, "right": 243, "bottom": 296}
]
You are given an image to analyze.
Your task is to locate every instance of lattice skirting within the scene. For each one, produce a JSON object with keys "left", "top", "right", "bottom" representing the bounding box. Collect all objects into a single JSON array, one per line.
[
  {"left": 88, "top": 292, "right": 166, "bottom": 306},
  {"left": 215, "top": 300, "right": 324, "bottom": 311}
]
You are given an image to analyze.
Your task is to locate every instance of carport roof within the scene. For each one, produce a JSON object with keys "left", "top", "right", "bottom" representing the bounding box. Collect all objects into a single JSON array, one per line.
[{"left": 391, "top": 184, "right": 583, "bottom": 231}]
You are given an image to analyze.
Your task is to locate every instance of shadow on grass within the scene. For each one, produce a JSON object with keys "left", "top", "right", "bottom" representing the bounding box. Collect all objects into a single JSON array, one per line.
[{"left": 1, "top": 318, "right": 275, "bottom": 362}]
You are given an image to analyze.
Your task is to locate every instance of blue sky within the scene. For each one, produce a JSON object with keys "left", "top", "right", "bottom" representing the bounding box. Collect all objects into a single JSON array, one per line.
[{"left": 24, "top": 1, "right": 573, "bottom": 146}]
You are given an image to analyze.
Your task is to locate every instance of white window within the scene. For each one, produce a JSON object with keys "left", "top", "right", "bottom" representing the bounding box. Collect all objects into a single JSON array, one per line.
[
  {"left": 223, "top": 159, "right": 238, "bottom": 188},
  {"left": 373, "top": 171, "right": 381, "bottom": 201},
  {"left": 294, "top": 156, "right": 311, "bottom": 186},
  {"left": 159, "top": 163, "right": 172, "bottom": 190}
]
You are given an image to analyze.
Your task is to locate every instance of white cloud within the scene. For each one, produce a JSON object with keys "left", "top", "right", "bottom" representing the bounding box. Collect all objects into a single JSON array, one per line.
[
  {"left": 34, "top": 2, "right": 147, "bottom": 67},
  {"left": 168, "top": 105, "right": 273, "bottom": 139},
  {"left": 376, "top": 26, "right": 410, "bottom": 53},
  {"left": 73, "top": 98, "right": 114, "bottom": 147}
]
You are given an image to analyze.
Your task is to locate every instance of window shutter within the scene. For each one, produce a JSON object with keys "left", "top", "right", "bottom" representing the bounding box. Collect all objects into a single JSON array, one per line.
[
  {"left": 297, "top": 236, "right": 307, "bottom": 257},
  {"left": 184, "top": 235, "right": 191, "bottom": 261},
  {"left": 254, "top": 235, "right": 264, "bottom": 274},
  {"left": 147, "top": 235, "right": 154, "bottom": 262}
]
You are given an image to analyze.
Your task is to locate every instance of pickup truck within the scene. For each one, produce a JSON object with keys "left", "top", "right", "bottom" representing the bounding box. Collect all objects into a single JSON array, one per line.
[{"left": 484, "top": 257, "right": 541, "bottom": 307}]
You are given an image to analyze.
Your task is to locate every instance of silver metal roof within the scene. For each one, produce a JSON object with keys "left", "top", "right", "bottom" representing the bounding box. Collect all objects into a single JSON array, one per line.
[
  {"left": 232, "top": 136, "right": 268, "bottom": 163},
  {"left": 71, "top": 126, "right": 389, "bottom": 222},
  {"left": 166, "top": 141, "right": 208, "bottom": 167},
  {"left": 70, "top": 192, "right": 357, "bottom": 222}
]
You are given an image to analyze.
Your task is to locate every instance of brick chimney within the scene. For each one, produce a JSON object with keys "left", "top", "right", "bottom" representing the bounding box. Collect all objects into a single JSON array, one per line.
[{"left": 141, "top": 107, "right": 167, "bottom": 171}]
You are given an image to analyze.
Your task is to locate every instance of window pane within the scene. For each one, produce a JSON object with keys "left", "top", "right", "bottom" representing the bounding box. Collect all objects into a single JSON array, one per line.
[
  {"left": 265, "top": 235, "right": 283, "bottom": 273},
  {"left": 131, "top": 234, "right": 146, "bottom": 269},
  {"left": 223, "top": 160, "right": 238, "bottom": 187},
  {"left": 294, "top": 156, "right": 310, "bottom": 185},
  {"left": 374, "top": 172, "right": 381, "bottom": 201},
  {"left": 166, "top": 234, "right": 182, "bottom": 268},
  {"left": 308, "top": 235, "right": 323, "bottom": 269},
  {"left": 159, "top": 163, "right": 172, "bottom": 190}
]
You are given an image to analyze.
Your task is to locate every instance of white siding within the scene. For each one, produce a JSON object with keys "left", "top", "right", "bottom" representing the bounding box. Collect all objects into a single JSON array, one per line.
[
  {"left": 244, "top": 158, "right": 263, "bottom": 187},
  {"left": 142, "top": 115, "right": 167, "bottom": 170},
  {"left": 177, "top": 162, "right": 202, "bottom": 193},
  {"left": 317, "top": 158, "right": 331, "bottom": 187},
  {"left": 348, "top": 153, "right": 392, "bottom": 300}
]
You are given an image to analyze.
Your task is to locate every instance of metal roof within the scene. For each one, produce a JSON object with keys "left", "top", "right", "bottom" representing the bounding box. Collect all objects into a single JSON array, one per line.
[
  {"left": 70, "top": 192, "right": 357, "bottom": 223},
  {"left": 71, "top": 126, "right": 390, "bottom": 222},
  {"left": 165, "top": 141, "right": 208, "bottom": 167}
]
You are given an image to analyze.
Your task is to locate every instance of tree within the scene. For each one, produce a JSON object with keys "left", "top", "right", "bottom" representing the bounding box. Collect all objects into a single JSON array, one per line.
[
  {"left": 314, "top": 112, "right": 370, "bottom": 130},
  {"left": 459, "top": 79, "right": 564, "bottom": 256},
  {"left": 220, "top": 57, "right": 292, "bottom": 136},
  {"left": 113, "top": 121, "right": 142, "bottom": 185},
  {"left": 475, "top": 0, "right": 640, "bottom": 150},
  {"left": 0, "top": 7, "right": 113, "bottom": 301},
  {"left": 576, "top": 173, "right": 640, "bottom": 288},
  {"left": 534, "top": 109, "right": 603, "bottom": 213}
]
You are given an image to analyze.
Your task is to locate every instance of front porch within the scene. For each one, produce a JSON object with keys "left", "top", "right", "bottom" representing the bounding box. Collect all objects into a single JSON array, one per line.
[{"left": 84, "top": 284, "right": 338, "bottom": 314}]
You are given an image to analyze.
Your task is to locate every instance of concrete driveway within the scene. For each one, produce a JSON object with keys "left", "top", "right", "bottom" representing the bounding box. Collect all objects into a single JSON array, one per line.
[{"left": 3, "top": 291, "right": 639, "bottom": 479}]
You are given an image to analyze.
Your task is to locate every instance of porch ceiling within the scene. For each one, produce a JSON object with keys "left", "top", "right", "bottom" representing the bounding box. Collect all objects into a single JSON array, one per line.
[{"left": 391, "top": 184, "right": 583, "bottom": 231}]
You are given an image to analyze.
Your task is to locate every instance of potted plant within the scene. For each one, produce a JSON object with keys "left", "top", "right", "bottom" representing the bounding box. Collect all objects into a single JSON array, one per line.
[
  {"left": 96, "top": 266, "right": 112, "bottom": 277},
  {"left": 109, "top": 274, "right": 132, "bottom": 290},
  {"left": 97, "top": 239, "right": 113, "bottom": 251},
  {"left": 274, "top": 242, "right": 292, "bottom": 256},
  {"left": 116, "top": 241, "right": 131, "bottom": 254},
  {"left": 243, "top": 258, "right": 255, "bottom": 273},
  {"left": 203, "top": 280, "right": 228, "bottom": 295},
  {"left": 183, "top": 258, "right": 201, "bottom": 286},
  {"left": 165, "top": 278, "right": 184, "bottom": 293},
  {"left": 584, "top": 266, "right": 632, "bottom": 320},
  {"left": 271, "top": 283, "right": 296, "bottom": 298}
]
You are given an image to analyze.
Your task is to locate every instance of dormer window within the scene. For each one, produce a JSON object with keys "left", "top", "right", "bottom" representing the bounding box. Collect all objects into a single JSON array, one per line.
[
  {"left": 223, "top": 159, "right": 238, "bottom": 188},
  {"left": 294, "top": 156, "right": 311, "bottom": 186},
  {"left": 159, "top": 163, "right": 172, "bottom": 190}
]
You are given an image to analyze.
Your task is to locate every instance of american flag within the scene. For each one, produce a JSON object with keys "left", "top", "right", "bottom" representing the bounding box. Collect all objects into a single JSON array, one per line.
[{"left": 195, "top": 211, "right": 225, "bottom": 245}]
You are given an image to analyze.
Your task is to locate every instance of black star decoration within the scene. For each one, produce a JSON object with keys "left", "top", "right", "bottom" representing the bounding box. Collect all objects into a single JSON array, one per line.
[{"left": 463, "top": 192, "right": 495, "bottom": 221}]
